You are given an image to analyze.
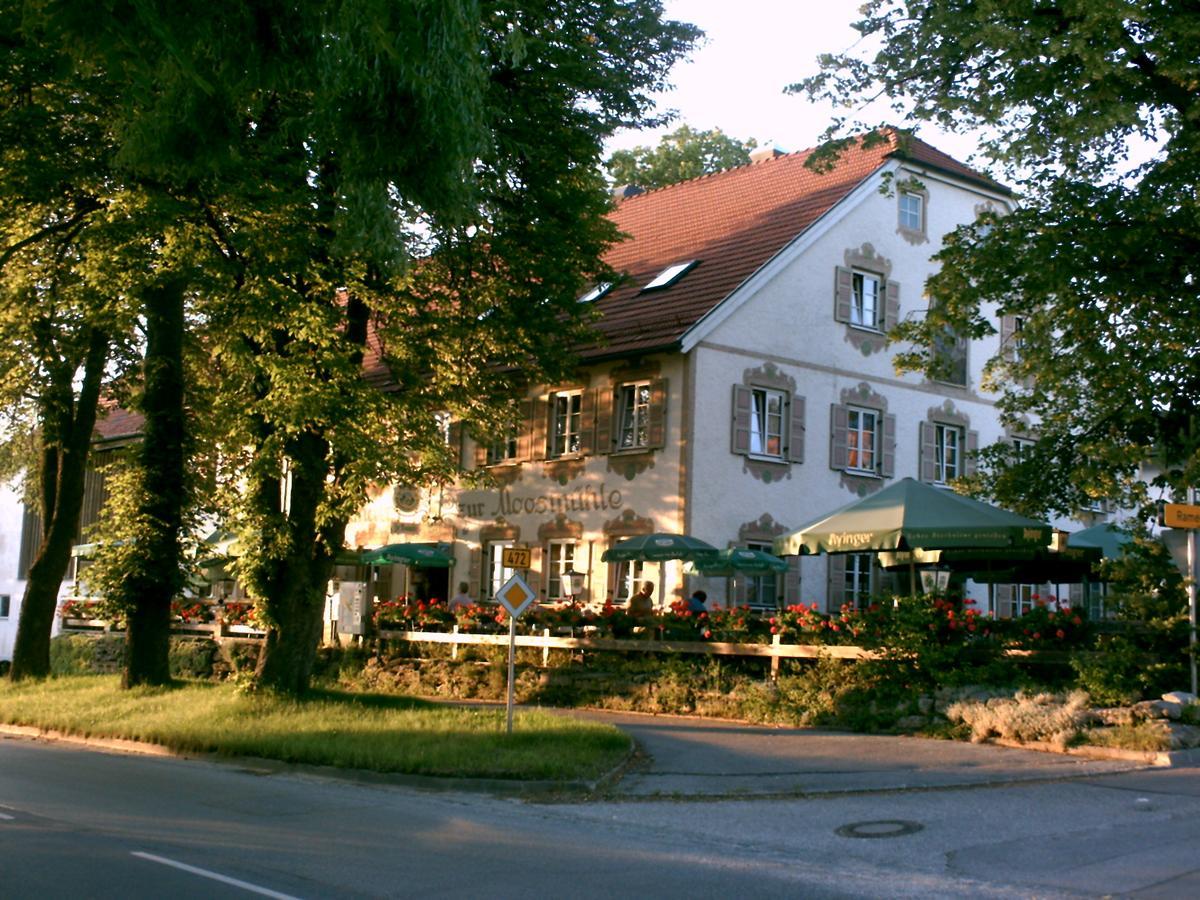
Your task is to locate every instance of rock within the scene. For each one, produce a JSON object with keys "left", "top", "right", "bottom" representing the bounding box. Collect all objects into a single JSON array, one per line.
[
  {"left": 1162, "top": 690, "right": 1198, "bottom": 705},
  {"left": 896, "top": 715, "right": 928, "bottom": 731},
  {"left": 1156, "top": 700, "right": 1187, "bottom": 720},
  {"left": 1091, "top": 707, "right": 1136, "bottom": 726},
  {"left": 1167, "top": 723, "right": 1200, "bottom": 750},
  {"left": 1131, "top": 700, "right": 1170, "bottom": 720},
  {"left": 918, "top": 695, "right": 934, "bottom": 714}
]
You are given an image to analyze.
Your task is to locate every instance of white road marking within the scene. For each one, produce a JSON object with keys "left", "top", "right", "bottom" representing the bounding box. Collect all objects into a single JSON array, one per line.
[{"left": 130, "top": 851, "right": 303, "bottom": 899}]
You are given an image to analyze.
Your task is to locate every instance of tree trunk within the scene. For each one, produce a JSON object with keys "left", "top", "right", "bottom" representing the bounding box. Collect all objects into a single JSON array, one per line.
[
  {"left": 9, "top": 327, "right": 110, "bottom": 681},
  {"left": 252, "top": 430, "right": 337, "bottom": 695},
  {"left": 123, "top": 279, "right": 186, "bottom": 688}
]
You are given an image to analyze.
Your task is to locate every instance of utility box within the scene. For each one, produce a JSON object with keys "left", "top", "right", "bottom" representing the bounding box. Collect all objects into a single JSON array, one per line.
[{"left": 336, "top": 581, "right": 367, "bottom": 635}]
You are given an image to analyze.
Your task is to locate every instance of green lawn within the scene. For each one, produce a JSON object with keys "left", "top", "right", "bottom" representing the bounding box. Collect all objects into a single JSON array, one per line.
[{"left": 0, "top": 676, "right": 629, "bottom": 781}]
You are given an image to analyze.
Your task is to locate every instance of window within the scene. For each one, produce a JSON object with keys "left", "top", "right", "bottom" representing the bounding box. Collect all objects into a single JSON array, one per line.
[
  {"left": 579, "top": 282, "right": 612, "bottom": 303},
  {"left": 920, "top": 419, "right": 976, "bottom": 484},
  {"left": 616, "top": 382, "right": 651, "bottom": 451},
  {"left": 846, "top": 407, "right": 878, "bottom": 473},
  {"left": 0, "top": 594, "right": 9, "bottom": 618},
  {"left": 749, "top": 388, "right": 785, "bottom": 458},
  {"left": 844, "top": 554, "right": 873, "bottom": 607},
  {"left": 934, "top": 423, "right": 962, "bottom": 483},
  {"left": 435, "top": 411, "right": 452, "bottom": 445},
  {"left": 851, "top": 271, "right": 882, "bottom": 329},
  {"left": 642, "top": 260, "right": 697, "bottom": 291},
  {"left": 487, "top": 431, "right": 518, "bottom": 465},
  {"left": 732, "top": 384, "right": 804, "bottom": 464},
  {"left": 1011, "top": 316, "right": 1025, "bottom": 363},
  {"left": 745, "top": 542, "right": 778, "bottom": 610},
  {"left": 612, "top": 556, "right": 647, "bottom": 604},
  {"left": 549, "top": 390, "right": 583, "bottom": 457},
  {"left": 899, "top": 191, "right": 924, "bottom": 231},
  {"left": 932, "top": 328, "right": 968, "bottom": 385},
  {"left": 484, "top": 541, "right": 514, "bottom": 602},
  {"left": 1012, "top": 437, "right": 1034, "bottom": 460},
  {"left": 835, "top": 264, "right": 896, "bottom": 334},
  {"left": 831, "top": 403, "right": 894, "bottom": 478},
  {"left": 545, "top": 540, "right": 576, "bottom": 601}
]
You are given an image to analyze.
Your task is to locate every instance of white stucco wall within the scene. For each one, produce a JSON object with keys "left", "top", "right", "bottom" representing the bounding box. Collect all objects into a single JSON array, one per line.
[
  {"left": 0, "top": 480, "right": 27, "bottom": 661},
  {"left": 685, "top": 162, "right": 1026, "bottom": 610}
]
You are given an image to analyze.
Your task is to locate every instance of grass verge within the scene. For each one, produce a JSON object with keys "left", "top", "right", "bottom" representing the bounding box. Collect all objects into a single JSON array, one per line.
[{"left": 0, "top": 675, "right": 630, "bottom": 781}]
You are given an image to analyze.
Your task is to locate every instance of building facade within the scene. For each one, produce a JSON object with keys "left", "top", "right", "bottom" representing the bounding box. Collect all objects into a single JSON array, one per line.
[{"left": 345, "top": 133, "right": 1099, "bottom": 614}]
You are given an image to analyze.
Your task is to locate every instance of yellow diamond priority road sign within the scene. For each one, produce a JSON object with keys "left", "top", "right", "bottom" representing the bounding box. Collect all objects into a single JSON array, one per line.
[{"left": 496, "top": 573, "right": 536, "bottom": 618}]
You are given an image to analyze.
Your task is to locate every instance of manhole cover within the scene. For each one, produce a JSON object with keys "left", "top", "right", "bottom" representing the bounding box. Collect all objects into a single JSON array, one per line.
[{"left": 835, "top": 819, "right": 924, "bottom": 839}]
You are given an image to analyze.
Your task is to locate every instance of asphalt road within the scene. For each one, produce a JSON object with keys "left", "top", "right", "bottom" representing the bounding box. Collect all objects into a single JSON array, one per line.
[{"left": 2, "top": 731, "right": 1199, "bottom": 898}]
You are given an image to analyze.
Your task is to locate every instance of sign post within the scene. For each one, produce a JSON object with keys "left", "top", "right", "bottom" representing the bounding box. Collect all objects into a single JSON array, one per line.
[
  {"left": 495, "top": 572, "right": 536, "bottom": 735},
  {"left": 1164, "top": 500, "right": 1200, "bottom": 696}
]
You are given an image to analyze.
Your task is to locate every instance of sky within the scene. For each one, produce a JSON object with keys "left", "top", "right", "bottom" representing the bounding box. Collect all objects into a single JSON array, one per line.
[{"left": 606, "top": 0, "right": 983, "bottom": 168}]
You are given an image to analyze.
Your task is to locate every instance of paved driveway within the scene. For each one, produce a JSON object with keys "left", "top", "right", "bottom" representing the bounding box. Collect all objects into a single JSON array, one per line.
[{"left": 573, "top": 710, "right": 1144, "bottom": 797}]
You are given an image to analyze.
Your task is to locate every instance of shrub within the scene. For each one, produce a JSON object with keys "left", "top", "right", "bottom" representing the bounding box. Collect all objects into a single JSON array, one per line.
[{"left": 945, "top": 690, "right": 1091, "bottom": 749}]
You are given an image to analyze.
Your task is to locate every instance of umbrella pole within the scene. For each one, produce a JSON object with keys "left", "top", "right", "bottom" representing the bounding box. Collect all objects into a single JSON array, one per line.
[{"left": 909, "top": 559, "right": 917, "bottom": 598}]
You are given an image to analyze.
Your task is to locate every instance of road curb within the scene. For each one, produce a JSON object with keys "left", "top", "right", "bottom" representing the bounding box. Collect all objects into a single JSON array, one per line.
[
  {"left": 0, "top": 722, "right": 634, "bottom": 798},
  {"left": 992, "top": 737, "right": 1200, "bottom": 768}
]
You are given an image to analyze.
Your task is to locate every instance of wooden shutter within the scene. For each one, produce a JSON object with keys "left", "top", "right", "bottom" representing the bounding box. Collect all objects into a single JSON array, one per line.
[
  {"left": 731, "top": 385, "right": 753, "bottom": 454},
  {"left": 995, "top": 583, "right": 1013, "bottom": 619},
  {"left": 468, "top": 547, "right": 482, "bottom": 597},
  {"left": 514, "top": 399, "right": 534, "bottom": 461},
  {"left": 884, "top": 280, "right": 901, "bottom": 331},
  {"left": 827, "top": 555, "right": 846, "bottom": 610},
  {"left": 786, "top": 394, "right": 805, "bottom": 463},
  {"left": 881, "top": 413, "right": 897, "bottom": 477},
  {"left": 834, "top": 266, "right": 853, "bottom": 323},
  {"left": 965, "top": 429, "right": 979, "bottom": 475},
  {"left": 784, "top": 554, "right": 801, "bottom": 607},
  {"left": 526, "top": 546, "right": 542, "bottom": 596},
  {"left": 530, "top": 396, "right": 548, "bottom": 460},
  {"left": 472, "top": 432, "right": 488, "bottom": 469},
  {"left": 829, "top": 404, "right": 849, "bottom": 470},
  {"left": 578, "top": 387, "right": 597, "bottom": 456},
  {"left": 595, "top": 384, "right": 614, "bottom": 454},
  {"left": 919, "top": 421, "right": 938, "bottom": 482},
  {"left": 447, "top": 422, "right": 463, "bottom": 469},
  {"left": 646, "top": 378, "right": 668, "bottom": 450},
  {"left": 1000, "top": 315, "right": 1016, "bottom": 360}
]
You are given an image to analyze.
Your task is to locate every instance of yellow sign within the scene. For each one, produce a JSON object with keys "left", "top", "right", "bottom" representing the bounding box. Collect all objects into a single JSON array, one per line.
[
  {"left": 1164, "top": 503, "right": 1200, "bottom": 529},
  {"left": 496, "top": 573, "right": 536, "bottom": 618},
  {"left": 501, "top": 547, "right": 531, "bottom": 569}
]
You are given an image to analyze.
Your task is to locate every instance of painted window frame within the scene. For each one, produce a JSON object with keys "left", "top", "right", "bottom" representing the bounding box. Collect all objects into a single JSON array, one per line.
[
  {"left": 934, "top": 423, "right": 963, "bottom": 484},
  {"left": 899, "top": 190, "right": 924, "bottom": 232},
  {"left": 615, "top": 381, "right": 652, "bottom": 452},
  {"left": 748, "top": 387, "right": 786, "bottom": 459},
  {"left": 850, "top": 270, "right": 883, "bottom": 331},
  {"left": 549, "top": 390, "right": 584, "bottom": 458},
  {"left": 545, "top": 539, "right": 577, "bottom": 602},
  {"left": 846, "top": 406, "right": 879, "bottom": 474},
  {"left": 484, "top": 540, "right": 515, "bottom": 602}
]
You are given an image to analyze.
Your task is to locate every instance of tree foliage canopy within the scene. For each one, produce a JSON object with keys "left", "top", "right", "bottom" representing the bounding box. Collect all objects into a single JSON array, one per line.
[
  {"left": 796, "top": 0, "right": 1200, "bottom": 517},
  {"left": 605, "top": 124, "right": 757, "bottom": 189}
]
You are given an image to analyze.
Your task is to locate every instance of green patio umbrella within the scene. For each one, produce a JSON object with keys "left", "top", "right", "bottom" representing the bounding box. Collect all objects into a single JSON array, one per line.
[
  {"left": 1067, "top": 523, "right": 1134, "bottom": 559},
  {"left": 774, "top": 478, "right": 1052, "bottom": 556},
  {"left": 686, "top": 547, "right": 789, "bottom": 577},
  {"left": 773, "top": 478, "right": 1053, "bottom": 596},
  {"left": 601, "top": 532, "right": 720, "bottom": 563}
]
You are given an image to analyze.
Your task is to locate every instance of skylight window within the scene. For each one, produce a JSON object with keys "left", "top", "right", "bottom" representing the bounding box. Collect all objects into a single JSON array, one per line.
[
  {"left": 578, "top": 282, "right": 613, "bottom": 303},
  {"left": 642, "top": 260, "right": 697, "bottom": 291}
]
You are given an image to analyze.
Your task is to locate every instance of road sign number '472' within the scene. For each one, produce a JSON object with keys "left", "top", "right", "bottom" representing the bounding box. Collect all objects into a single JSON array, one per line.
[
  {"left": 496, "top": 573, "right": 536, "bottom": 618},
  {"left": 501, "top": 547, "right": 531, "bottom": 569}
]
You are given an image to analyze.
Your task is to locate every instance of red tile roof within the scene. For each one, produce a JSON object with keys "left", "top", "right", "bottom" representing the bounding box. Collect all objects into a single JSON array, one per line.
[
  {"left": 579, "top": 130, "right": 1005, "bottom": 360},
  {"left": 93, "top": 402, "right": 143, "bottom": 442}
]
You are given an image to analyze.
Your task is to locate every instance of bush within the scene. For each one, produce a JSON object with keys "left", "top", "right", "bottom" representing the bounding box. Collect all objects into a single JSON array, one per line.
[
  {"left": 945, "top": 690, "right": 1091, "bottom": 749},
  {"left": 50, "top": 634, "right": 124, "bottom": 675},
  {"left": 169, "top": 639, "right": 218, "bottom": 678}
]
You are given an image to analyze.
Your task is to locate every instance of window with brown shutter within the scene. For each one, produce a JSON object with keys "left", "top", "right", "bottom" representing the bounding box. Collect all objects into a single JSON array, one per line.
[{"left": 732, "top": 385, "right": 803, "bottom": 463}]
